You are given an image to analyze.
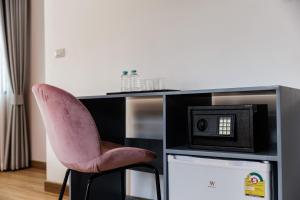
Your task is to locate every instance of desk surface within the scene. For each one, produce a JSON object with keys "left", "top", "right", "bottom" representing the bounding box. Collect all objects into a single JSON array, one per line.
[{"left": 77, "top": 85, "right": 284, "bottom": 99}]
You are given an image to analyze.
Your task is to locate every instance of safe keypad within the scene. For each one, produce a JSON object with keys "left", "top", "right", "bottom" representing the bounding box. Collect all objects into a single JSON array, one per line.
[{"left": 218, "top": 117, "right": 232, "bottom": 136}]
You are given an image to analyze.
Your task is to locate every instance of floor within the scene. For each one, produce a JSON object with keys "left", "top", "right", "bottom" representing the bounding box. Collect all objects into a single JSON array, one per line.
[{"left": 0, "top": 167, "right": 68, "bottom": 200}]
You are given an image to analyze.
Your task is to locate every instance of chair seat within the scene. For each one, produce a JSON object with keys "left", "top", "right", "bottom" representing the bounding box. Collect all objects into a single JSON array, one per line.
[{"left": 67, "top": 141, "right": 157, "bottom": 173}]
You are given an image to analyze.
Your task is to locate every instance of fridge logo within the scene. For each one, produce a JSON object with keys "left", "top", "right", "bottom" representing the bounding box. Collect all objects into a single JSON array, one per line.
[{"left": 208, "top": 180, "right": 216, "bottom": 188}]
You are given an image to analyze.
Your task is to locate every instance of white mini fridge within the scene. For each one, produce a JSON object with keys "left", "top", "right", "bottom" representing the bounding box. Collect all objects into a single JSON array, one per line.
[{"left": 168, "top": 155, "right": 272, "bottom": 200}]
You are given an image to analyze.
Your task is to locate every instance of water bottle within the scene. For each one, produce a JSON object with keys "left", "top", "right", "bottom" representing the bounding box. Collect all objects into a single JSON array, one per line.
[
  {"left": 130, "top": 70, "right": 141, "bottom": 91},
  {"left": 121, "top": 71, "right": 129, "bottom": 92}
]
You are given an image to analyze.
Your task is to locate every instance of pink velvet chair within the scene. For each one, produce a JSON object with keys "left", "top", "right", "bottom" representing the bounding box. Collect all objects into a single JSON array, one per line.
[{"left": 32, "top": 84, "right": 161, "bottom": 200}]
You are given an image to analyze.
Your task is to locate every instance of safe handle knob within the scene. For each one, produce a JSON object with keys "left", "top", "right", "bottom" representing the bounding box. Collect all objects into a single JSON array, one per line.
[{"left": 197, "top": 119, "right": 208, "bottom": 131}]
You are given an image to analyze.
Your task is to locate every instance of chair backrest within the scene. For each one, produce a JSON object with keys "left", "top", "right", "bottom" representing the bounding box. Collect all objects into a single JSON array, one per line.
[{"left": 32, "top": 84, "right": 101, "bottom": 168}]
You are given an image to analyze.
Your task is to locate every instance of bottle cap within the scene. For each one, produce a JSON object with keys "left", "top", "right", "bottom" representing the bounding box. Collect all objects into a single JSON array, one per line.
[
  {"left": 122, "top": 71, "right": 128, "bottom": 75},
  {"left": 131, "top": 70, "right": 137, "bottom": 74}
]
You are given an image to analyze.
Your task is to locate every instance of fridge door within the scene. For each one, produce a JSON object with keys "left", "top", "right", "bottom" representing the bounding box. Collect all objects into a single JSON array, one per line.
[{"left": 168, "top": 155, "right": 271, "bottom": 200}]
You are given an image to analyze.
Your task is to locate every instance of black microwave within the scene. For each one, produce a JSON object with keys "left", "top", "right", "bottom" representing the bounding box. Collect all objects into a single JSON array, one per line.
[{"left": 188, "top": 105, "right": 268, "bottom": 152}]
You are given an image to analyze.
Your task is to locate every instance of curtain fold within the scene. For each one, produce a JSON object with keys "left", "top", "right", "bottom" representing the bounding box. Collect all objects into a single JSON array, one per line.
[
  {"left": 0, "top": 0, "right": 29, "bottom": 171},
  {"left": 0, "top": 0, "right": 8, "bottom": 172},
  {"left": 0, "top": 33, "right": 7, "bottom": 171}
]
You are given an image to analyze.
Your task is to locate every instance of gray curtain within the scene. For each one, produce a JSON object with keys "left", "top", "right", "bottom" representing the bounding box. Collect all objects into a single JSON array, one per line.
[{"left": 1, "top": 0, "right": 29, "bottom": 171}]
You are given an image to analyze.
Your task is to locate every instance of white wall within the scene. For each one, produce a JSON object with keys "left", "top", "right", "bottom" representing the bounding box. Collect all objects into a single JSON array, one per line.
[
  {"left": 27, "top": 0, "right": 46, "bottom": 162},
  {"left": 45, "top": 0, "right": 300, "bottom": 96},
  {"left": 44, "top": 0, "right": 300, "bottom": 190}
]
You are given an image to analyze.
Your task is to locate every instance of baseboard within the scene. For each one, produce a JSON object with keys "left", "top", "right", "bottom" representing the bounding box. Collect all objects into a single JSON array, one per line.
[
  {"left": 44, "top": 181, "right": 69, "bottom": 196},
  {"left": 31, "top": 160, "right": 46, "bottom": 170}
]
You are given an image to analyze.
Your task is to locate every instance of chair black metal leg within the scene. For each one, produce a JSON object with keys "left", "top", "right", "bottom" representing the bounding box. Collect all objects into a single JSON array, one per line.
[
  {"left": 153, "top": 167, "right": 162, "bottom": 200},
  {"left": 58, "top": 169, "right": 71, "bottom": 200},
  {"left": 84, "top": 174, "right": 96, "bottom": 200}
]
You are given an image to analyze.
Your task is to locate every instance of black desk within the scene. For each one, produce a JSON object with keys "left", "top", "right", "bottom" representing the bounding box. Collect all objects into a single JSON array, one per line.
[{"left": 71, "top": 86, "right": 290, "bottom": 200}]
